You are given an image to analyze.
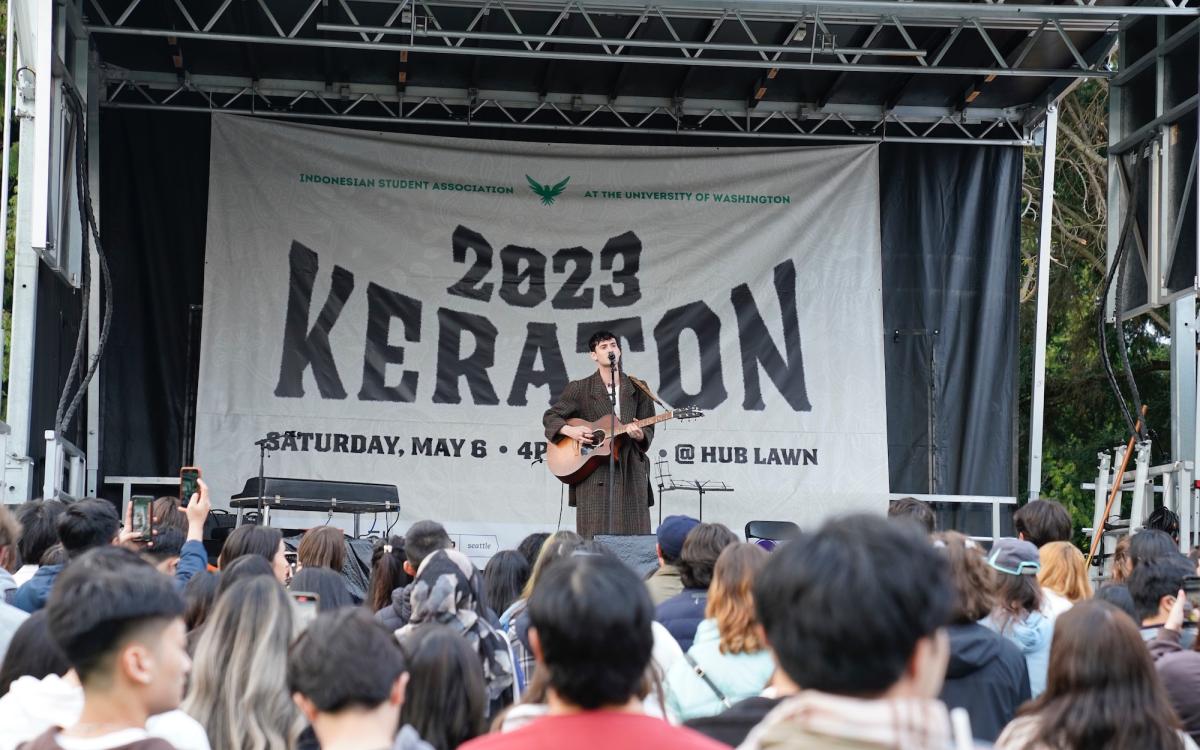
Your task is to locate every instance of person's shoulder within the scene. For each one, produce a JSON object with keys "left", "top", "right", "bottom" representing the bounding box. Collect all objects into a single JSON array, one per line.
[
  {"left": 995, "top": 715, "right": 1040, "bottom": 749},
  {"left": 633, "top": 717, "right": 729, "bottom": 749}
]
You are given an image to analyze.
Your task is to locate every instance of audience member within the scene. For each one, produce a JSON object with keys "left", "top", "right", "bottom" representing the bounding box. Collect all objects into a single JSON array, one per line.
[
  {"left": 664, "top": 543, "right": 772, "bottom": 721},
  {"left": 217, "top": 525, "right": 290, "bottom": 585},
  {"left": 1110, "top": 534, "right": 1134, "bottom": 582},
  {"left": 501, "top": 531, "right": 584, "bottom": 689},
  {"left": 1147, "top": 506, "right": 1183, "bottom": 543},
  {"left": 982, "top": 538, "right": 1052, "bottom": 697},
  {"left": 183, "top": 576, "right": 302, "bottom": 750},
  {"left": 460, "top": 554, "right": 725, "bottom": 750},
  {"left": 0, "top": 611, "right": 66, "bottom": 697},
  {"left": 483, "top": 551, "right": 530, "bottom": 619},
  {"left": 515, "top": 533, "right": 549, "bottom": 568},
  {"left": 367, "top": 536, "right": 408, "bottom": 613},
  {"left": 142, "top": 529, "right": 187, "bottom": 575},
  {"left": 151, "top": 498, "right": 188, "bottom": 535},
  {"left": 646, "top": 515, "right": 699, "bottom": 606},
  {"left": 396, "top": 549, "right": 514, "bottom": 715},
  {"left": 0, "top": 506, "right": 21, "bottom": 602},
  {"left": 160, "top": 480, "right": 212, "bottom": 591},
  {"left": 215, "top": 554, "right": 274, "bottom": 598},
  {"left": 1013, "top": 499, "right": 1072, "bottom": 548},
  {"left": 1037, "top": 540, "right": 1092, "bottom": 617},
  {"left": 181, "top": 571, "right": 220, "bottom": 635},
  {"left": 289, "top": 608, "right": 432, "bottom": 750},
  {"left": 291, "top": 567, "right": 354, "bottom": 611},
  {"left": 887, "top": 496, "right": 935, "bottom": 534},
  {"left": 1130, "top": 529, "right": 1181, "bottom": 571},
  {"left": 13, "top": 499, "right": 122, "bottom": 613},
  {"left": 297, "top": 526, "right": 346, "bottom": 572},
  {"left": 378, "top": 521, "right": 454, "bottom": 629},
  {"left": 401, "top": 624, "right": 487, "bottom": 750},
  {"left": 1095, "top": 582, "right": 1139, "bottom": 621},
  {"left": 1148, "top": 585, "right": 1200, "bottom": 744},
  {"left": 995, "top": 600, "right": 1193, "bottom": 750},
  {"left": 934, "top": 532, "right": 1029, "bottom": 742},
  {"left": 12, "top": 500, "right": 65, "bottom": 587},
  {"left": 1129, "top": 556, "right": 1196, "bottom": 647},
  {"left": 656, "top": 523, "right": 737, "bottom": 651},
  {"left": 38, "top": 546, "right": 65, "bottom": 567}
]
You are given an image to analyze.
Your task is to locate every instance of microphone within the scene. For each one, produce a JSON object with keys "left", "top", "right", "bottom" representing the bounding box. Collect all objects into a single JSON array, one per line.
[{"left": 607, "top": 351, "right": 616, "bottom": 363}]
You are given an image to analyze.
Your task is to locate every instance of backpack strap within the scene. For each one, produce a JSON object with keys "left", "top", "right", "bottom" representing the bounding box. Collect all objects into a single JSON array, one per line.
[{"left": 682, "top": 652, "right": 733, "bottom": 709}]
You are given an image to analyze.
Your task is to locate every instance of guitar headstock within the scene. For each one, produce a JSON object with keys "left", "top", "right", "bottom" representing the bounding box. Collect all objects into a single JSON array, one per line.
[{"left": 673, "top": 406, "right": 704, "bottom": 421}]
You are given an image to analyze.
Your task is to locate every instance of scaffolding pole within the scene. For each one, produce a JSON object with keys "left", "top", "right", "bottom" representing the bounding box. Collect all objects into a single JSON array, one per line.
[{"left": 1028, "top": 103, "right": 1059, "bottom": 501}]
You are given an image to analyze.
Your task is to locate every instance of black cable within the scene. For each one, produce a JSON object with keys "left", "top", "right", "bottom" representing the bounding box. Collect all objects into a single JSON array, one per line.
[{"left": 1114, "top": 227, "right": 1147, "bottom": 440}]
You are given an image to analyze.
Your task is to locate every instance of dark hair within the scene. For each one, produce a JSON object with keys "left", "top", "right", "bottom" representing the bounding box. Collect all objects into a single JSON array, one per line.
[
  {"left": 217, "top": 554, "right": 275, "bottom": 597},
  {"left": 367, "top": 536, "right": 408, "bottom": 613},
  {"left": 289, "top": 608, "right": 407, "bottom": 712},
  {"left": 399, "top": 624, "right": 486, "bottom": 749},
  {"left": 405, "top": 521, "right": 453, "bottom": 567},
  {"left": 218, "top": 525, "right": 283, "bottom": 569},
  {"left": 587, "top": 330, "right": 618, "bottom": 352},
  {"left": 143, "top": 528, "right": 186, "bottom": 562},
  {"left": 755, "top": 514, "right": 951, "bottom": 696},
  {"left": 1022, "top": 600, "right": 1184, "bottom": 749},
  {"left": 990, "top": 571, "right": 1042, "bottom": 631},
  {"left": 291, "top": 567, "right": 354, "bottom": 611},
  {"left": 298, "top": 526, "right": 346, "bottom": 572},
  {"left": 46, "top": 546, "right": 184, "bottom": 683},
  {"left": 1129, "top": 529, "right": 1180, "bottom": 570},
  {"left": 1096, "top": 584, "right": 1139, "bottom": 622},
  {"left": 151, "top": 497, "right": 188, "bottom": 535},
  {"left": 1146, "top": 507, "right": 1181, "bottom": 541},
  {"left": 678, "top": 523, "right": 738, "bottom": 589},
  {"left": 1128, "top": 556, "right": 1194, "bottom": 622},
  {"left": 483, "top": 550, "right": 531, "bottom": 616},
  {"left": 517, "top": 533, "right": 550, "bottom": 567},
  {"left": 183, "top": 570, "right": 221, "bottom": 632},
  {"left": 529, "top": 553, "right": 653, "bottom": 709},
  {"left": 15, "top": 499, "right": 65, "bottom": 568},
  {"left": 39, "top": 543, "right": 67, "bottom": 566},
  {"left": 1013, "top": 499, "right": 1072, "bottom": 548},
  {"left": 934, "top": 532, "right": 996, "bottom": 623},
  {"left": 56, "top": 498, "right": 120, "bottom": 558},
  {"left": 0, "top": 610, "right": 69, "bottom": 695},
  {"left": 888, "top": 497, "right": 935, "bottom": 534}
]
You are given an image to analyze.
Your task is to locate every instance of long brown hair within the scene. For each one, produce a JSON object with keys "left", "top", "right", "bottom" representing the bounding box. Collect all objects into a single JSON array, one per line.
[
  {"left": 934, "top": 531, "right": 996, "bottom": 623},
  {"left": 1038, "top": 541, "right": 1093, "bottom": 603},
  {"left": 297, "top": 525, "right": 345, "bottom": 571},
  {"left": 1022, "top": 599, "right": 1184, "bottom": 749},
  {"left": 705, "top": 542, "right": 768, "bottom": 654}
]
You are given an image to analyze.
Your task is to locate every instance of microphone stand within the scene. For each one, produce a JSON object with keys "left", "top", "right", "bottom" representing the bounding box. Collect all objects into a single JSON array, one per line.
[
  {"left": 606, "top": 353, "right": 618, "bottom": 535},
  {"left": 253, "top": 436, "right": 270, "bottom": 525}
]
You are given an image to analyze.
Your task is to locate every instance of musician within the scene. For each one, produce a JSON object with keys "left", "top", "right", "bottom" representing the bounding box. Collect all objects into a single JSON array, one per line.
[{"left": 543, "top": 331, "right": 656, "bottom": 538}]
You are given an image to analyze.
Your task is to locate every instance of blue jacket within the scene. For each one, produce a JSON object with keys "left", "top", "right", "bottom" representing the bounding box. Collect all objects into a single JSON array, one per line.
[
  {"left": 173, "top": 540, "right": 209, "bottom": 591},
  {"left": 664, "top": 618, "right": 775, "bottom": 721},
  {"left": 982, "top": 610, "right": 1053, "bottom": 698},
  {"left": 13, "top": 564, "right": 64, "bottom": 613},
  {"left": 656, "top": 588, "right": 707, "bottom": 651}
]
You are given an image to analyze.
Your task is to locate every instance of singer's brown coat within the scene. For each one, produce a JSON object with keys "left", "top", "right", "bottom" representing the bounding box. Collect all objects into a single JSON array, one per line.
[{"left": 542, "top": 371, "right": 656, "bottom": 539}]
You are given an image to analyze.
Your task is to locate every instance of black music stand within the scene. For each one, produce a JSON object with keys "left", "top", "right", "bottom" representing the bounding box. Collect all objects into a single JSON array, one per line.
[{"left": 654, "top": 459, "right": 734, "bottom": 523}]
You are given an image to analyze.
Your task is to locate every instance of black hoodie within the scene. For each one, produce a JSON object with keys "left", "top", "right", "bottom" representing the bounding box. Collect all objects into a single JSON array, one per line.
[{"left": 939, "top": 622, "right": 1031, "bottom": 742}]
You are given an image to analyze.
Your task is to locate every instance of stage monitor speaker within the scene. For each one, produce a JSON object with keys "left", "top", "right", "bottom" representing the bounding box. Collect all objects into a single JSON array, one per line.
[{"left": 595, "top": 534, "right": 658, "bottom": 578}]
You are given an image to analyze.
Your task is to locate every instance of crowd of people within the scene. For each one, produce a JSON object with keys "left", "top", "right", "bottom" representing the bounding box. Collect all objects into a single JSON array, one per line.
[{"left": 1, "top": 486, "right": 1200, "bottom": 749}]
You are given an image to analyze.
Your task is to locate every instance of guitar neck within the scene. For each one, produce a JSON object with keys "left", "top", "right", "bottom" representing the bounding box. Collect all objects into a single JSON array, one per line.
[{"left": 615, "top": 411, "right": 674, "bottom": 437}]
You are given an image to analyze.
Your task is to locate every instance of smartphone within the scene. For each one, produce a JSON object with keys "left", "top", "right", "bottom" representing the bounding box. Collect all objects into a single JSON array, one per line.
[
  {"left": 290, "top": 591, "right": 320, "bottom": 632},
  {"left": 130, "top": 495, "right": 154, "bottom": 542},
  {"left": 1184, "top": 577, "right": 1200, "bottom": 623},
  {"left": 180, "top": 467, "right": 201, "bottom": 505}
]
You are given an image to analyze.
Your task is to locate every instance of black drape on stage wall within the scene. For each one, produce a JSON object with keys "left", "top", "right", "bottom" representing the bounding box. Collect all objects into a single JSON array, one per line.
[{"left": 95, "top": 110, "right": 1019, "bottom": 499}]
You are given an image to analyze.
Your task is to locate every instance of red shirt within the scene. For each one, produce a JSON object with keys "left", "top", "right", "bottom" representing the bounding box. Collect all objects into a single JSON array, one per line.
[{"left": 460, "top": 712, "right": 728, "bottom": 750}]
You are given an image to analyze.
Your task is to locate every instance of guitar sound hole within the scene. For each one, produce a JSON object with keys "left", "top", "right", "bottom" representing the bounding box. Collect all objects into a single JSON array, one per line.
[{"left": 580, "top": 429, "right": 605, "bottom": 455}]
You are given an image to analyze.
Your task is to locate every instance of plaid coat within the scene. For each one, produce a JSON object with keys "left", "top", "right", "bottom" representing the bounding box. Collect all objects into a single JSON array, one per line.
[{"left": 543, "top": 371, "right": 656, "bottom": 538}]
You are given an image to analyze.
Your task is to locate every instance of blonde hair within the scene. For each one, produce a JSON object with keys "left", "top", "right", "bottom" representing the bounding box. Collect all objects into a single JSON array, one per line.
[
  {"left": 1038, "top": 541, "right": 1093, "bottom": 603},
  {"left": 183, "top": 576, "right": 303, "bottom": 750},
  {"left": 705, "top": 543, "right": 768, "bottom": 655},
  {"left": 519, "top": 530, "right": 582, "bottom": 600}
]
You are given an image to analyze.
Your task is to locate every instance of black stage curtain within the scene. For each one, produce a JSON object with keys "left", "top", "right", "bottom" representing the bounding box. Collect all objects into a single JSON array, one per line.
[{"left": 96, "top": 111, "right": 1019, "bottom": 498}]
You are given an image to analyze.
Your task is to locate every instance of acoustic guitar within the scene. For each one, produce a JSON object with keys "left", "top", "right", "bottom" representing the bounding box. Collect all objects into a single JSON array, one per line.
[{"left": 546, "top": 407, "right": 704, "bottom": 485}]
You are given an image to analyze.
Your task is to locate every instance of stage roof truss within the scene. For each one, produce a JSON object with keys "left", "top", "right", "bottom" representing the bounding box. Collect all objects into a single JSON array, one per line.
[{"left": 80, "top": 0, "right": 1200, "bottom": 145}]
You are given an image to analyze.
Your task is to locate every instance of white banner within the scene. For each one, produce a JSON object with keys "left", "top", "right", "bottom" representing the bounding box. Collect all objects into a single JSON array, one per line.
[{"left": 196, "top": 114, "right": 889, "bottom": 559}]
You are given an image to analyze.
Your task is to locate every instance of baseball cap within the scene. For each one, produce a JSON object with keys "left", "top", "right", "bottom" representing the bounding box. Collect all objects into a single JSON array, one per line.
[
  {"left": 657, "top": 515, "right": 700, "bottom": 560},
  {"left": 986, "top": 537, "right": 1041, "bottom": 577}
]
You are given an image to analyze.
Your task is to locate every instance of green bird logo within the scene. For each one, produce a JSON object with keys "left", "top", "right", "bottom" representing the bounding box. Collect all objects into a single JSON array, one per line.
[{"left": 526, "top": 175, "right": 571, "bottom": 205}]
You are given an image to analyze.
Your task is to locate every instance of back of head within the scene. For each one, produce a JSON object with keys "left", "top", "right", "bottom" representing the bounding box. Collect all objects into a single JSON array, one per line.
[
  {"left": 1013, "top": 499, "right": 1072, "bottom": 548},
  {"left": 143, "top": 528, "right": 186, "bottom": 563},
  {"left": 528, "top": 553, "right": 653, "bottom": 709},
  {"left": 522, "top": 530, "right": 585, "bottom": 599},
  {"left": 399, "top": 624, "right": 486, "bottom": 749},
  {"left": 15, "top": 499, "right": 65, "bottom": 568},
  {"left": 290, "top": 567, "right": 353, "bottom": 611},
  {"left": 705, "top": 542, "right": 768, "bottom": 654},
  {"left": 297, "top": 526, "right": 346, "bottom": 572},
  {"left": 1037, "top": 541, "right": 1092, "bottom": 603},
  {"left": 0, "top": 504, "right": 21, "bottom": 568},
  {"left": 1028, "top": 599, "right": 1180, "bottom": 749},
  {"left": 151, "top": 497, "right": 188, "bottom": 535},
  {"left": 0, "top": 610, "right": 69, "bottom": 695},
  {"left": 46, "top": 547, "right": 184, "bottom": 687},
  {"left": 1095, "top": 584, "right": 1139, "bottom": 623},
  {"left": 756, "top": 514, "right": 950, "bottom": 696},
  {"left": 678, "top": 523, "right": 738, "bottom": 589},
  {"left": 517, "top": 533, "right": 550, "bottom": 567},
  {"left": 888, "top": 497, "right": 935, "bottom": 534},
  {"left": 289, "top": 608, "right": 407, "bottom": 713},
  {"left": 483, "top": 550, "right": 531, "bottom": 616},
  {"left": 183, "top": 570, "right": 222, "bottom": 632},
  {"left": 186, "top": 576, "right": 300, "bottom": 749},
  {"left": 57, "top": 499, "right": 120, "bottom": 558},
  {"left": 933, "top": 531, "right": 996, "bottom": 624},
  {"left": 404, "top": 521, "right": 452, "bottom": 567},
  {"left": 1128, "top": 555, "right": 1194, "bottom": 622},
  {"left": 217, "top": 554, "right": 275, "bottom": 597},
  {"left": 218, "top": 524, "right": 283, "bottom": 569},
  {"left": 367, "top": 536, "right": 408, "bottom": 613},
  {"left": 1129, "top": 529, "right": 1179, "bottom": 570},
  {"left": 1146, "top": 506, "right": 1181, "bottom": 541}
]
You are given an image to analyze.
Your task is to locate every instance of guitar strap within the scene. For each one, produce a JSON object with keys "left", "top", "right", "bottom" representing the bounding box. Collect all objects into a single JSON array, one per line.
[{"left": 628, "top": 375, "right": 668, "bottom": 410}]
